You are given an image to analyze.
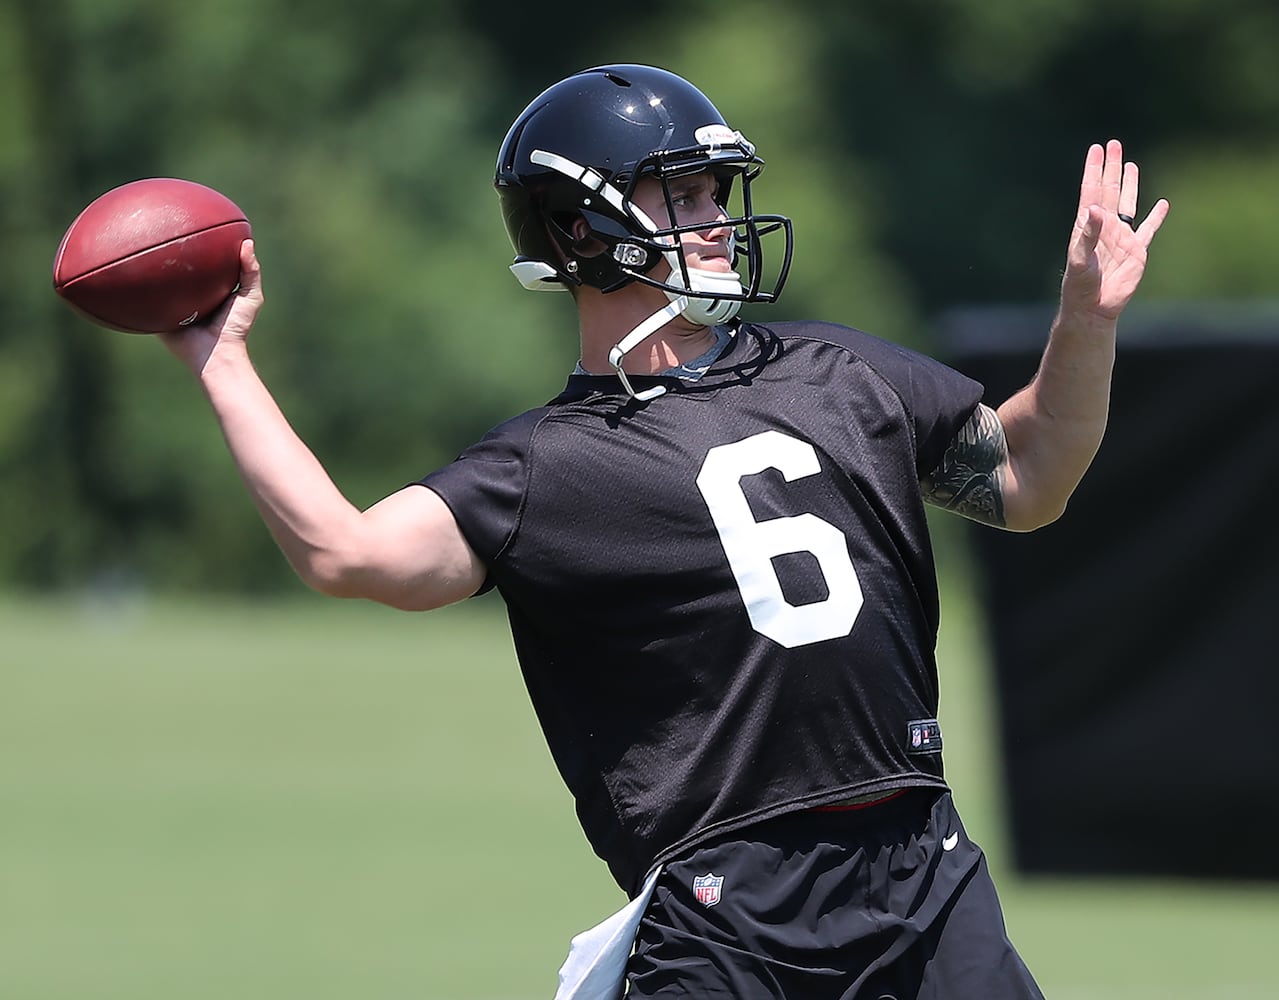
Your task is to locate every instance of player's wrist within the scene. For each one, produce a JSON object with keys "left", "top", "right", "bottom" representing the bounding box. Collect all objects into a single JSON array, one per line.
[
  {"left": 191, "top": 335, "right": 254, "bottom": 387},
  {"left": 1051, "top": 300, "right": 1120, "bottom": 339}
]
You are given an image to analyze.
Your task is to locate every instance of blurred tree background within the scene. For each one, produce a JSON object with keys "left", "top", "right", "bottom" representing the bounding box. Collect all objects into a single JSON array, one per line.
[{"left": 2, "top": 0, "right": 1277, "bottom": 594}]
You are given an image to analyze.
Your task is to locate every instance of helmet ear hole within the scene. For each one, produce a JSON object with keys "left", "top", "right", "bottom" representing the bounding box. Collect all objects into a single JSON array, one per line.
[
  {"left": 545, "top": 212, "right": 609, "bottom": 263},
  {"left": 546, "top": 210, "right": 583, "bottom": 246},
  {"left": 566, "top": 215, "right": 602, "bottom": 251}
]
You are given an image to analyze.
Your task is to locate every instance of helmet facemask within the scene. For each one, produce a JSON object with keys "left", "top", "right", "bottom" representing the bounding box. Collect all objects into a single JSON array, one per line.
[
  {"left": 618, "top": 145, "right": 791, "bottom": 323},
  {"left": 531, "top": 138, "right": 791, "bottom": 305}
]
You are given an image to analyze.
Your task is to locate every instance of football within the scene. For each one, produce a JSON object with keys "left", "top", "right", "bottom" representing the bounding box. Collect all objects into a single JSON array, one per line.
[{"left": 53, "top": 177, "right": 252, "bottom": 334}]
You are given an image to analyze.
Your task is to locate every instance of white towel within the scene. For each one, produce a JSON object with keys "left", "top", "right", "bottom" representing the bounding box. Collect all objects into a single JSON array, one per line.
[{"left": 553, "top": 867, "right": 662, "bottom": 1000}]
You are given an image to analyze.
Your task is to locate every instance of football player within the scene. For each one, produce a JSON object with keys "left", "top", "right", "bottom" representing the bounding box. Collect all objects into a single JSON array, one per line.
[{"left": 163, "top": 64, "right": 1168, "bottom": 999}]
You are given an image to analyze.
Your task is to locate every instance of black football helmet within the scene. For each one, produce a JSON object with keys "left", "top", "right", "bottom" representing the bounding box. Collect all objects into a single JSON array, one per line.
[{"left": 494, "top": 64, "right": 793, "bottom": 328}]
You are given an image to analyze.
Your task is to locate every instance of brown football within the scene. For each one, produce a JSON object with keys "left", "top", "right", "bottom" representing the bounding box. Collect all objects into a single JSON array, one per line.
[{"left": 53, "top": 177, "right": 251, "bottom": 334}]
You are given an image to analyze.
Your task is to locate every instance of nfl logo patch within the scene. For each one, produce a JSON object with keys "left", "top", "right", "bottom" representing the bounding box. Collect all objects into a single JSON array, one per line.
[
  {"left": 907, "top": 718, "right": 943, "bottom": 755},
  {"left": 692, "top": 873, "right": 724, "bottom": 907}
]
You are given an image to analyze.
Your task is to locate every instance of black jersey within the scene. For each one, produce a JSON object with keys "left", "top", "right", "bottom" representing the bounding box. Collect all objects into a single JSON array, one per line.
[{"left": 421, "top": 320, "right": 983, "bottom": 895}]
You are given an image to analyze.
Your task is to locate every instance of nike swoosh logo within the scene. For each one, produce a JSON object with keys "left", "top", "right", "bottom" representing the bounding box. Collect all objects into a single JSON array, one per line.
[{"left": 942, "top": 832, "right": 960, "bottom": 852}]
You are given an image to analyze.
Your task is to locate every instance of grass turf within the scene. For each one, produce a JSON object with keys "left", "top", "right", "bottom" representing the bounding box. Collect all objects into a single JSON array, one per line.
[{"left": 1, "top": 589, "right": 1276, "bottom": 998}]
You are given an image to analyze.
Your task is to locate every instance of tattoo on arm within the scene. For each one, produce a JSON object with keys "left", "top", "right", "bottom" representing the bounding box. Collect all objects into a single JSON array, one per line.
[{"left": 921, "top": 404, "right": 1009, "bottom": 528}]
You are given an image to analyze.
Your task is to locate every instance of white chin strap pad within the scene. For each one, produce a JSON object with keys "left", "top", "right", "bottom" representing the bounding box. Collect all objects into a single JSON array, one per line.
[{"left": 671, "top": 266, "right": 744, "bottom": 326}]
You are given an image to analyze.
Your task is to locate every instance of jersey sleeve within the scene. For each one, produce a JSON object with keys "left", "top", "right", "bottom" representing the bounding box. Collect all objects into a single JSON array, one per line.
[
  {"left": 797, "top": 322, "right": 985, "bottom": 478},
  {"left": 887, "top": 343, "right": 985, "bottom": 478},
  {"left": 416, "top": 409, "right": 544, "bottom": 568}
]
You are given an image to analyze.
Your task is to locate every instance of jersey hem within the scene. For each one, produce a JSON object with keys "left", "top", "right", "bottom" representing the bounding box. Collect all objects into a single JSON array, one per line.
[{"left": 636, "top": 774, "right": 951, "bottom": 895}]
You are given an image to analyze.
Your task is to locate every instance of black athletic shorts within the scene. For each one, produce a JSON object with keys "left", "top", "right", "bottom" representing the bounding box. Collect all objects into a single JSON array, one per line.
[{"left": 625, "top": 789, "right": 1044, "bottom": 999}]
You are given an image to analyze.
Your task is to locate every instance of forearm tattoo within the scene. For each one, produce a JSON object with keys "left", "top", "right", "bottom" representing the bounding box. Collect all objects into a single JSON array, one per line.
[{"left": 921, "top": 404, "right": 1008, "bottom": 528}]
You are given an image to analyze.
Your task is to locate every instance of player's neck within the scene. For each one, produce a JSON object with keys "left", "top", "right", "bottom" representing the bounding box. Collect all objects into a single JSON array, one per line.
[{"left": 575, "top": 287, "right": 715, "bottom": 376}]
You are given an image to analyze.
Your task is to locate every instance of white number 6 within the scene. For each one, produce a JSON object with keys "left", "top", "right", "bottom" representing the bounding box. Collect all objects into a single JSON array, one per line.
[{"left": 696, "top": 430, "right": 863, "bottom": 648}]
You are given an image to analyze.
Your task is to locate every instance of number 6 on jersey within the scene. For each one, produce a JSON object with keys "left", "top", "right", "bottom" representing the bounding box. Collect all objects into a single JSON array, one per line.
[{"left": 696, "top": 430, "right": 864, "bottom": 648}]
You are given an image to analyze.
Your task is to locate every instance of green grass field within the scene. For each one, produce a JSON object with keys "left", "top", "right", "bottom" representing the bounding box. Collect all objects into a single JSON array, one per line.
[{"left": 2, "top": 589, "right": 1276, "bottom": 999}]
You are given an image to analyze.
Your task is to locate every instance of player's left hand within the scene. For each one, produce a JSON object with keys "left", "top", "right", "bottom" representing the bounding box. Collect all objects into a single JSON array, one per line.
[{"left": 1059, "top": 139, "right": 1170, "bottom": 323}]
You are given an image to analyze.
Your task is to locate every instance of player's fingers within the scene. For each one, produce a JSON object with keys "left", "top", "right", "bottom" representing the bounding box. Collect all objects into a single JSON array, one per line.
[
  {"left": 223, "top": 239, "right": 264, "bottom": 322},
  {"left": 1118, "top": 162, "right": 1140, "bottom": 220},
  {"left": 1066, "top": 206, "right": 1102, "bottom": 271},
  {"left": 1099, "top": 139, "right": 1123, "bottom": 213},
  {"left": 1134, "top": 197, "right": 1171, "bottom": 246},
  {"left": 1076, "top": 143, "right": 1105, "bottom": 215},
  {"left": 237, "top": 240, "right": 262, "bottom": 292}
]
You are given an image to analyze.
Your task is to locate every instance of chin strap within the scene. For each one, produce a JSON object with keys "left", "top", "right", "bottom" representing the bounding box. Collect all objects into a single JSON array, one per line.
[
  {"left": 607, "top": 296, "right": 689, "bottom": 401},
  {"left": 607, "top": 264, "right": 744, "bottom": 401},
  {"left": 607, "top": 266, "right": 740, "bottom": 399}
]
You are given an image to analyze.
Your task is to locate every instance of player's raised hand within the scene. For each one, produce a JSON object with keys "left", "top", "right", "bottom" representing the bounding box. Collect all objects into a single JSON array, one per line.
[
  {"left": 1060, "top": 140, "right": 1170, "bottom": 323},
  {"left": 160, "top": 239, "right": 264, "bottom": 375}
]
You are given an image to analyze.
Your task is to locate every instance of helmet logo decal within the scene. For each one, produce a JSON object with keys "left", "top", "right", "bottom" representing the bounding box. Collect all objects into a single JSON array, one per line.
[{"left": 694, "top": 124, "right": 739, "bottom": 148}]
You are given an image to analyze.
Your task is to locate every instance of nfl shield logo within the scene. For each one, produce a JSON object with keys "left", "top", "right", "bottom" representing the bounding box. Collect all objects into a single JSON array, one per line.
[{"left": 692, "top": 873, "right": 724, "bottom": 907}]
